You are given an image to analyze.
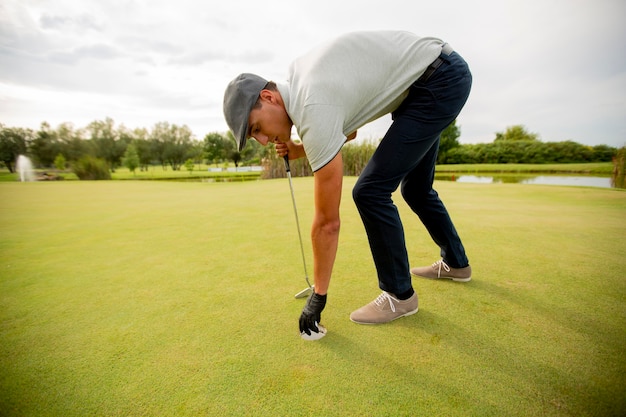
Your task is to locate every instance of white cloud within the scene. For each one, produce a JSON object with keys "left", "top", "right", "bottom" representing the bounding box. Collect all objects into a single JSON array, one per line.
[{"left": 1, "top": 0, "right": 625, "bottom": 146}]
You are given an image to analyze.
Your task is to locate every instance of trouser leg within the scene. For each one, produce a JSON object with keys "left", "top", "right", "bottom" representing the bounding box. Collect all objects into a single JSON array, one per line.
[
  {"left": 400, "top": 140, "right": 469, "bottom": 268},
  {"left": 353, "top": 127, "right": 440, "bottom": 294},
  {"left": 352, "top": 50, "right": 472, "bottom": 292}
]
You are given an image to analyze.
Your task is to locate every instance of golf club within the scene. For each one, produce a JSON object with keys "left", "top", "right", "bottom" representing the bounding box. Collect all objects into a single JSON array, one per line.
[{"left": 283, "top": 154, "right": 314, "bottom": 299}]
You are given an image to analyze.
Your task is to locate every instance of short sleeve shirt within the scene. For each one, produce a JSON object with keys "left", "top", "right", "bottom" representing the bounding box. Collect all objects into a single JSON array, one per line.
[{"left": 277, "top": 31, "right": 444, "bottom": 171}]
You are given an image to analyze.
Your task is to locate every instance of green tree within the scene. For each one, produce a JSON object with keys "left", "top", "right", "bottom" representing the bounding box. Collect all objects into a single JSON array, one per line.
[
  {"left": 131, "top": 128, "right": 152, "bottom": 171},
  {"left": 438, "top": 120, "right": 461, "bottom": 163},
  {"left": 122, "top": 143, "right": 140, "bottom": 174},
  {"left": 57, "top": 123, "right": 89, "bottom": 164},
  {"left": 203, "top": 132, "right": 228, "bottom": 166},
  {"left": 224, "top": 131, "right": 241, "bottom": 167},
  {"left": 495, "top": 125, "right": 539, "bottom": 142},
  {"left": 164, "top": 124, "right": 194, "bottom": 171},
  {"left": 150, "top": 122, "right": 194, "bottom": 170},
  {"left": 240, "top": 137, "right": 264, "bottom": 165},
  {"left": 31, "top": 122, "right": 62, "bottom": 167},
  {"left": 184, "top": 158, "right": 195, "bottom": 174},
  {"left": 591, "top": 144, "right": 616, "bottom": 162},
  {"left": 547, "top": 141, "right": 591, "bottom": 163},
  {"left": 54, "top": 154, "right": 66, "bottom": 171},
  {"left": 73, "top": 156, "right": 111, "bottom": 180},
  {"left": 188, "top": 141, "right": 205, "bottom": 166},
  {"left": 86, "top": 118, "right": 122, "bottom": 171},
  {"left": 613, "top": 146, "right": 625, "bottom": 188},
  {"left": 149, "top": 128, "right": 167, "bottom": 170},
  {"left": 0, "top": 124, "right": 32, "bottom": 172}
]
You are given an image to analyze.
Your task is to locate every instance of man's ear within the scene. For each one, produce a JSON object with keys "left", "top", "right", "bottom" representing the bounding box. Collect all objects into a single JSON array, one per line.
[{"left": 258, "top": 89, "right": 275, "bottom": 103}]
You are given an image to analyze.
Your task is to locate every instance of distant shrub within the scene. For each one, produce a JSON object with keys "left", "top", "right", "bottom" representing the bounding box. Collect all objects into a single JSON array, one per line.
[
  {"left": 73, "top": 156, "right": 111, "bottom": 180},
  {"left": 612, "top": 146, "right": 625, "bottom": 189},
  {"left": 342, "top": 140, "right": 378, "bottom": 175},
  {"left": 443, "top": 141, "right": 617, "bottom": 164},
  {"left": 54, "top": 154, "right": 66, "bottom": 171},
  {"left": 261, "top": 148, "right": 312, "bottom": 179}
]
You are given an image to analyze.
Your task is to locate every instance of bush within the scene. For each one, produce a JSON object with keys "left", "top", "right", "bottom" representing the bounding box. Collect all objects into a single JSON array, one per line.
[
  {"left": 612, "top": 146, "right": 625, "bottom": 189},
  {"left": 441, "top": 141, "right": 617, "bottom": 164},
  {"left": 342, "top": 140, "right": 378, "bottom": 175},
  {"left": 261, "top": 150, "right": 312, "bottom": 179},
  {"left": 54, "top": 154, "right": 66, "bottom": 171},
  {"left": 72, "top": 156, "right": 111, "bottom": 180}
]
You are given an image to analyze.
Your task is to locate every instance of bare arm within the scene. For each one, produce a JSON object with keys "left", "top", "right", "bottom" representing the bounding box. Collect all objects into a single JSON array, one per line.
[{"left": 311, "top": 152, "right": 343, "bottom": 295}]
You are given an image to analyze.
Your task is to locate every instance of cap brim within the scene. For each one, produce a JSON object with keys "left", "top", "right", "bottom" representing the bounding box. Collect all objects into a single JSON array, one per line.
[
  {"left": 237, "top": 130, "right": 248, "bottom": 152},
  {"left": 223, "top": 73, "right": 268, "bottom": 153}
]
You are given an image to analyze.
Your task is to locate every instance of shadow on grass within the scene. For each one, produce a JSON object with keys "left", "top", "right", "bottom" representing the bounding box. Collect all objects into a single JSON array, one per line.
[
  {"left": 315, "top": 319, "right": 503, "bottom": 416},
  {"left": 315, "top": 278, "right": 625, "bottom": 416}
]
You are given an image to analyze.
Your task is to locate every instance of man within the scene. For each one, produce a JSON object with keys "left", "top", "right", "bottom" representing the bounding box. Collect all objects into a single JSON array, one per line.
[{"left": 223, "top": 31, "right": 472, "bottom": 337}]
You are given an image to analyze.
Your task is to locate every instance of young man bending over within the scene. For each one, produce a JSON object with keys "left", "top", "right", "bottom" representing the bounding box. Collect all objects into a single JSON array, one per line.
[{"left": 223, "top": 31, "right": 472, "bottom": 337}]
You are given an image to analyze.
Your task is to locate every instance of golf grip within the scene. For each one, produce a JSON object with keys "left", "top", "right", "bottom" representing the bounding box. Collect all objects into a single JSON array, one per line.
[{"left": 283, "top": 154, "right": 290, "bottom": 172}]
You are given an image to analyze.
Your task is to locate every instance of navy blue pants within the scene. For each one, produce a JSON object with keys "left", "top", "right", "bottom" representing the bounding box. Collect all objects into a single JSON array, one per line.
[{"left": 352, "top": 50, "right": 472, "bottom": 295}]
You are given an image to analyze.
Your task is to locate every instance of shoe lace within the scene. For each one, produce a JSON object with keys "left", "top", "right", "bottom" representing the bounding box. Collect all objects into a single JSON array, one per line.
[
  {"left": 374, "top": 291, "right": 399, "bottom": 312},
  {"left": 433, "top": 259, "right": 450, "bottom": 277}
]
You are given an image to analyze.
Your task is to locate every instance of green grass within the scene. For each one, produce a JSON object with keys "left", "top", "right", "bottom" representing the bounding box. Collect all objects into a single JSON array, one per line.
[
  {"left": 434, "top": 162, "right": 614, "bottom": 175},
  {"left": 110, "top": 165, "right": 261, "bottom": 181},
  {"left": 1, "top": 179, "right": 625, "bottom": 416},
  {"left": 0, "top": 162, "right": 614, "bottom": 183},
  {"left": 0, "top": 164, "right": 261, "bottom": 182}
]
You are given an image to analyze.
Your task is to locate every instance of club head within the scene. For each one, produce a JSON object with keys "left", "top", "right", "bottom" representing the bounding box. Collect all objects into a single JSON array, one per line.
[{"left": 294, "top": 285, "right": 314, "bottom": 299}]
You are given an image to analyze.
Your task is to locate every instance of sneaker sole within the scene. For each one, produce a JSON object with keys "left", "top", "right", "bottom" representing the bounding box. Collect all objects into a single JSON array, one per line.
[
  {"left": 411, "top": 272, "right": 471, "bottom": 283},
  {"left": 350, "top": 307, "right": 419, "bottom": 325}
]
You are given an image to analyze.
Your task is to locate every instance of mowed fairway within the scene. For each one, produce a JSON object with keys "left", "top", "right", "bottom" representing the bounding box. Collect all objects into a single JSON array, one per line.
[{"left": 1, "top": 179, "right": 625, "bottom": 416}]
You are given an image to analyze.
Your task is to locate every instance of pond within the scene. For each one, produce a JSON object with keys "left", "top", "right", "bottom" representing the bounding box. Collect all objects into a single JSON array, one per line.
[{"left": 434, "top": 174, "right": 616, "bottom": 189}]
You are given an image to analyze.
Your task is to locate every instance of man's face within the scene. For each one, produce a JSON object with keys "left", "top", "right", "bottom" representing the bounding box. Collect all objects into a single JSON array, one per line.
[{"left": 247, "top": 90, "right": 292, "bottom": 146}]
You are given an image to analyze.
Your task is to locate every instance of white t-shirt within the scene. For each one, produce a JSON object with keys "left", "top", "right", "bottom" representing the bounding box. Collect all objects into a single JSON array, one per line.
[{"left": 276, "top": 31, "right": 444, "bottom": 171}]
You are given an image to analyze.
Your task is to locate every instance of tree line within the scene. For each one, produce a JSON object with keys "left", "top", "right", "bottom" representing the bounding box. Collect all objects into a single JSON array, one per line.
[
  {"left": 0, "top": 119, "right": 619, "bottom": 177},
  {"left": 437, "top": 125, "right": 617, "bottom": 164},
  {"left": 0, "top": 118, "right": 269, "bottom": 174}
]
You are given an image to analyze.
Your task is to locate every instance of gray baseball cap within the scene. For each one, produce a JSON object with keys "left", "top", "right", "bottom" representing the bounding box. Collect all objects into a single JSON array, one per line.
[{"left": 223, "top": 73, "right": 268, "bottom": 151}]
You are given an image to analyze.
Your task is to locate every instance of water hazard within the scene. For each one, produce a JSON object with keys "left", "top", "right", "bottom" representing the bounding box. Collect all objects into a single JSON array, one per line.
[{"left": 435, "top": 174, "right": 616, "bottom": 189}]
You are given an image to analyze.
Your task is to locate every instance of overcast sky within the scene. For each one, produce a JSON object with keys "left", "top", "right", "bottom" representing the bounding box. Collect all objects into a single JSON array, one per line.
[{"left": 1, "top": 0, "right": 625, "bottom": 146}]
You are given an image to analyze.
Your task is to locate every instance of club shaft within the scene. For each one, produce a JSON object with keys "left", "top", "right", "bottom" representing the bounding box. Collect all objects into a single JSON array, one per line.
[{"left": 283, "top": 155, "right": 312, "bottom": 290}]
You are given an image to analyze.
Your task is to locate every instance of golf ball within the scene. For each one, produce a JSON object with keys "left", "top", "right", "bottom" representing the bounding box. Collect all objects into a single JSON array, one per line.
[{"left": 300, "top": 324, "right": 327, "bottom": 341}]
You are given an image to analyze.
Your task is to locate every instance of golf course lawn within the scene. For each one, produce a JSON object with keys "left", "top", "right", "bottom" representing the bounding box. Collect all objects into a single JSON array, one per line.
[{"left": 1, "top": 179, "right": 624, "bottom": 416}]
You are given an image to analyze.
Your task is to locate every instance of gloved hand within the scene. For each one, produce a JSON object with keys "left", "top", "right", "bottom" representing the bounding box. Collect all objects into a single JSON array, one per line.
[{"left": 299, "top": 292, "right": 327, "bottom": 335}]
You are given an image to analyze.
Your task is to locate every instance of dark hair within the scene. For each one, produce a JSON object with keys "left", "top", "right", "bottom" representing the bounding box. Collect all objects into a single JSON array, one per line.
[{"left": 252, "top": 81, "right": 277, "bottom": 110}]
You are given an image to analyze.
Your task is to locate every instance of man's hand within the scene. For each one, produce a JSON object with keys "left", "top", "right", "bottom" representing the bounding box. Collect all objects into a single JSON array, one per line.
[
  {"left": 299, "top": 292, "right": 327, "bottom": 335},
  {"left": 276, "top": 140, "right": 305, "bottom": 159}
]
